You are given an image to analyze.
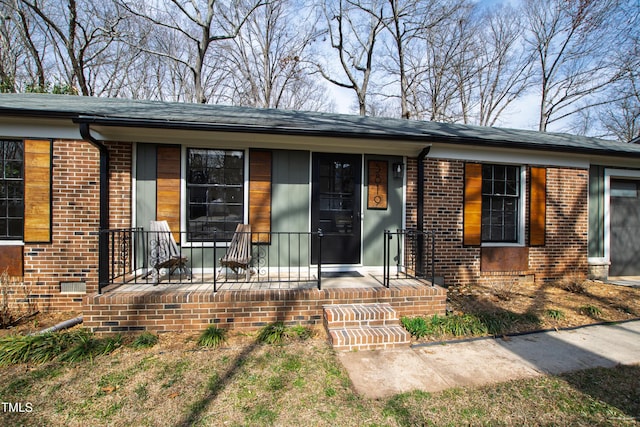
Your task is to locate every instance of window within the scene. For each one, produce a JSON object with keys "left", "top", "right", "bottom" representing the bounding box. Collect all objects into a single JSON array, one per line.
[
  {"left": 0, "top": 140, "right": 24, "bottom": 240},
  {"left": 481, "top": 164, "right": 520, "bottom": 243},
  {"left": 187, "top": 149, "right": 244, "bottom": 241}
]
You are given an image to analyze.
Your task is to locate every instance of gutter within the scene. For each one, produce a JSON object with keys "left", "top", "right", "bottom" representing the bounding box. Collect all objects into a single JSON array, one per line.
[
  {"left": 416, "top": 146, "right": 431, "bottom": 276},
  {"left": 79, "top": 123, "right": 110, "bottom": 293},
  {"left": 70, "top": 115, "right": 640, "bottom": 159}
]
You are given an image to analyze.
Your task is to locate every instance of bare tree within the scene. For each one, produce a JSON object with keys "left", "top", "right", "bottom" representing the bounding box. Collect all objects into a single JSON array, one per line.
[
  {"left": 119, "top": 0, "right": 265, "bottom": 104},
  {"left": 316, "top": 0, "right": 385, "bottom": 116},
  {"left": 17, "top": 0, "right": 122, "bottom": 96},
  {"left": 373, "top": 0, "right": 467, "bottom": 119},
  {"left": 474, "top": 4, "right": 532, "bottom": 127},
  {"left": 1, "top": 0, "right": 50, "bottom": 92},
  {"left": 219, "top": 0, "right": 329, "bottom": 110},
  {"left": 523, "top": 0, "right": 625, "bottom": 132},
  {"left": 404, "top": 2, "right": 474, "bottom": 122}
]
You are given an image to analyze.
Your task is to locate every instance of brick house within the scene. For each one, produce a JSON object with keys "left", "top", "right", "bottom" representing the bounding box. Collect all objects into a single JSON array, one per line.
[{"left": 0, "top": 94, "right": 638, "bottom": 334}]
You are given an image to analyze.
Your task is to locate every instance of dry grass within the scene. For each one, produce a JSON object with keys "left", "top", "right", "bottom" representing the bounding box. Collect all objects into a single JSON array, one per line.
[
  {"left": 1, "top": 330, "right": 638, "bottom": 426},
  {"left": 1, "top": 278, "right": 639, "bottom": 425},
  {"left": 444, "top": 279, "right": 640, "bottom": 338}
]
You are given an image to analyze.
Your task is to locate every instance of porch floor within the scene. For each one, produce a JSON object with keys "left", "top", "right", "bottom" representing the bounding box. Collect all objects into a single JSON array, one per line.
[{"left": 103, "top": 271, "right": 429, "bottom": 293}]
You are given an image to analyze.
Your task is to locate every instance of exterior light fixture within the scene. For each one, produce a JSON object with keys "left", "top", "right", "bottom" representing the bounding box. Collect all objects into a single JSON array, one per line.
[{"left": 393, "top": 162, "right": 404, "bottom": 179}]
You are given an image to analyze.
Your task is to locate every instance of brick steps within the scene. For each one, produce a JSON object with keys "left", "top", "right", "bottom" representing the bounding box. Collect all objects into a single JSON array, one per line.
[{"left": 323, "top": 303, "right": 410, "bottom": 351}]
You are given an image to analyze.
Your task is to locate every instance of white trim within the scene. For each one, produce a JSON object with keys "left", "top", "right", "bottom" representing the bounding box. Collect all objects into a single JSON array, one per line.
[
  {"left": 480, "top": 163, "right": 527, "bottom": 247},
  {"left": 603, "top": 168, "right": 640, "bottom": 263},
  {"left": 0, "top": 240, "right": 24, "bottom": 246},
  {"left": 179, "top": 146, "right": 249, "bottom": 247},
  {"left": 0, "top": 117, "right": 81, "bottom": 140},
  {"left": 430, "top": 143, "right": 590, "bottom": 169}
]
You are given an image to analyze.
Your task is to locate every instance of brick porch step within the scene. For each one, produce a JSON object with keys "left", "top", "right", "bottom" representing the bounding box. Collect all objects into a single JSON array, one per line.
[{"left": 323, "top": 303, "right": 410, "bottom": 351}]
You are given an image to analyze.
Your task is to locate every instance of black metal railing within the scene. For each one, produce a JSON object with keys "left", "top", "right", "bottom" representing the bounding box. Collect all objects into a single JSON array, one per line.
[
  {"left": 99, "top": 228, "right": 324, "bottom": 292},
  {"left": 383, "top": 229, "right": 436, "bottom": 287}
]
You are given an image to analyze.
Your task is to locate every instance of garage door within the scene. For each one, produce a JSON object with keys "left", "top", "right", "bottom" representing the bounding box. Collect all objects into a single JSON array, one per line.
[{"left": 610, "top": 179, "right": 640, "bottom": 276}]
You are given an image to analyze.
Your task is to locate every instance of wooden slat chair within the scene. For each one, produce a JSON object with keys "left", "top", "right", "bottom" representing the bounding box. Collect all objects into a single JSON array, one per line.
[
  {"left": 146, "top": 220, "right": 189, "bottom": 284},
  {"left": 219, "top": 224, "right": 252, "bottom": 281}
]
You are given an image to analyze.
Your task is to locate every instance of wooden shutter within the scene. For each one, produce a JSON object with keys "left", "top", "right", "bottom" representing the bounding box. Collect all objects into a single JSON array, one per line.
[
  {"left": 529, "top": 167, "right": 546, "bottom": 246},
  {"left": 249, "top": 150, "right": 272, "bottom": 244},
  {"left": 156, "top": 146, "right": 181, "bottom": 242},
  {"left": 463, "top": 163, "right": 482, "bottom": 246},
  {"left": 24, "top": 139, "right": 52, "bottom": 243}
]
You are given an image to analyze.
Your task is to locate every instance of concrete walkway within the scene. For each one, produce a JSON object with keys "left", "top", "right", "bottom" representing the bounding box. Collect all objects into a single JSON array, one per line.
[{"left": 337, "top": 319, "right": 640, "bottom": 399}]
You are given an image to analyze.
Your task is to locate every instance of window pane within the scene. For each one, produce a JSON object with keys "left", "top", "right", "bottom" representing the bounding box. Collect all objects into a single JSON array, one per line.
[
  {"left": 8, "top": 201, "right": 23, "bottom": 217},
  {"left": 1, "top": 140, "right": 24, "bottom": 240},
  {"left": 8, "top": 219, "right": 22, "bottom": 238},
  {"left": 187, "top": 148, "right": 244, "bottom": 241},
  {"left": 5, "top": 161, "right": 22, "bottom": 178},
  {"left": 481, "top": 164, "right": 520, "bottom": 243}
]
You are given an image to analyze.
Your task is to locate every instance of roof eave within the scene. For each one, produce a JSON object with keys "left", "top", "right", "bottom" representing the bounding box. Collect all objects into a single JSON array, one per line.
[{"left": 71, "top": 116, "right": 640, "bottom": 158}]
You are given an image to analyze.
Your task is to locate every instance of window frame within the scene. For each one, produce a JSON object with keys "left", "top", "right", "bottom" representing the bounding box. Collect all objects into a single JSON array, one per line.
[
  {"left": 0, "top": 139, "right": 24, "bottom": 241},
  {"left": 480, "top": 163, "right": 526, "bottom": 246},
  {"left": 184, "top": 147, "right": 247, "bottom": 244}
]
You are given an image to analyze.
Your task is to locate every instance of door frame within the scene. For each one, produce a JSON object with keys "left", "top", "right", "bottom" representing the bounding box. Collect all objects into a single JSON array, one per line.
[
  {"left": 604, "top": 168, "right": 640, "bottom": 274},
  {"left": 310, "top": 152, "right": 363, "bottom": 267}
]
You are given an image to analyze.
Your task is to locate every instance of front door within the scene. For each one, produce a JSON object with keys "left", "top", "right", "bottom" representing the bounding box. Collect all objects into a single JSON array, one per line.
[{"left": 311, "top": 153, "right": 361, "bottom": 264}]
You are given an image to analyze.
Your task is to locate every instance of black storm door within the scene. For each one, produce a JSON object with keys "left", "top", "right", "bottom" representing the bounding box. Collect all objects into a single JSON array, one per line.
[{"left": 311, "top": 153, "right": 361, "bottom": 264}]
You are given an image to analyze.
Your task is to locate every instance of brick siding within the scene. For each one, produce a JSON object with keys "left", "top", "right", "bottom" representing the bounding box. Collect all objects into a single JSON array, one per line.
[
  {"left": 408, "top": 157, "right": 589, "bottom": 287},
  {"left": 83, "top": 285, "right": 447, "bottom": 333},
  {"left": 20, "top": 140, "right": 132, "bottom": 312}
]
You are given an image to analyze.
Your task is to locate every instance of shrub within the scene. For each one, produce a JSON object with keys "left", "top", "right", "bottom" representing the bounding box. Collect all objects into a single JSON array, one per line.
[
  {"left": 287, "top": 325, "right": 314, "bottom": 341},
  {"left": 560, "top": 276, "right": 587, "bottom": 294},
  {"left": 197, "top": 325, "right": 227, "bottom": 348},
  {"left": 257, "top": 322, "right": 287, "bottom": 344},
  {"left": 442, "top": 313, "right": 488, "bottom": 337},
  {"left": 545, "top": 309, "right": 565, "bottom": 321},
  {"left": 131, "top": 332, "right": 159, "bottom": 349},
  {"left": 579, "top": 304, "right": 602, "bottom": 318},
  {"left": 0, "top": 329, "right": 121, "bottom": 366},
  {"left": 58, "top": 331, "right": 122, "bottom": 363},
  {"left": 401, "top": 317, "right": 429, "bottom": 338}
]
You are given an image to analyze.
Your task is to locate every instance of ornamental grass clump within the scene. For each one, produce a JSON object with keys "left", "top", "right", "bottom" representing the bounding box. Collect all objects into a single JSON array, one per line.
[
  {"left": 197, "top": 325, "right": 227, "bottom": 348},
  {"left": 131, "top": 332, "right": 159, "bottom": 350},
  {"left": 257, "top": 321, "right": 288, "bottom": 345},
  {"left": 0, "top": 329, "right": 121, "bottom": 366}
]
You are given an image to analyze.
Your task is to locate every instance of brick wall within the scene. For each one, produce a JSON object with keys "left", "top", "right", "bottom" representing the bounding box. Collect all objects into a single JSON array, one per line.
[
  {"left": 83, "top": 285, "right": 447, "bottom": 333},
  {"left": 20, "top": 140, "right": 132, "bottom": 312},
  {"left": 408, "top": 157, "right": 589, "bottom": 288}
]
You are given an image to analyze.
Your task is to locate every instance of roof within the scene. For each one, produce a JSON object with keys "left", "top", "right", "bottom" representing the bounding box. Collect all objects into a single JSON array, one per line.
[{"left": 1, "top": 93, "right": 640, "bottom": 158}]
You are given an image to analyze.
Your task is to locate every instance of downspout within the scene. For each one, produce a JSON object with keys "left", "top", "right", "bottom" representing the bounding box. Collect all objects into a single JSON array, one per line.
[
  {"left": 79, "top": 123, "right": 110, "bottom": 293},
  {"left": 416, "top": 145, "right": 431, "bottom": 276}
]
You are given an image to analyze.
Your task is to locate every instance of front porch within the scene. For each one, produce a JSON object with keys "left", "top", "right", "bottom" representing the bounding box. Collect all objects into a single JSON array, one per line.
[
  {"left": 84, "top": 228, "right": 446, "bottom": 334},
  {"left": 84, "top": 279, "right": 447, "bottom": 334}
]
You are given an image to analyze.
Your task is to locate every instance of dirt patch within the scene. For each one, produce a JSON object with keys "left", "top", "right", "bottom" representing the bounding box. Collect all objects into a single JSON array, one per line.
[
  {"left": 0, "top": 311, "right": 80, "bottom": 337},
  {"left": 445, "top": 279, "right": 640, "bottom": 335}
]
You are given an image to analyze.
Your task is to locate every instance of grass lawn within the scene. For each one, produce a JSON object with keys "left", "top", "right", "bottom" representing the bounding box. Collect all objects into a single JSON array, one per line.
[{"left": 1, "top": 330, "right": 639, "bottom": 426}]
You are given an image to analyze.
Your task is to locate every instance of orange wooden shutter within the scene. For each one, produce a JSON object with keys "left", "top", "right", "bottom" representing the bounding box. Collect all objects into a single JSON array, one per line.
[
  {"left": 249, "top": 150, "right": 272, "bottom": 244},
  {"left": 463, "top": 163, "right": 482, "bottom": 246},
  {"left": 24, "top": 139, "right": 52, "bottom": 243},
  {"left": 156, "top": 146, "right": 181, "bottom": 242},
  {"left": 529, "top": 167, "right": 546, "bottom": 246}
]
